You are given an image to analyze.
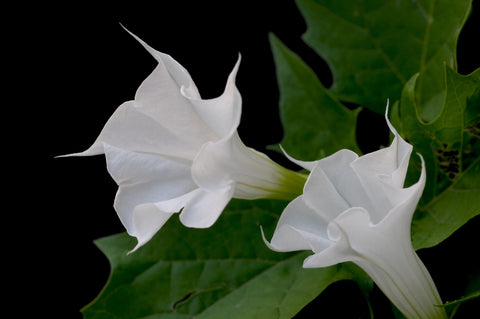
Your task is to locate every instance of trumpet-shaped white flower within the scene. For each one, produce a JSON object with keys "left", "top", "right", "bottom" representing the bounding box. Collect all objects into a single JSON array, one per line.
[
  {"left": 263, "top": 109, "right": 447, "bottom": 319},
  {"left": 64, "top": 31, "right": 306, "bottom": 251}
]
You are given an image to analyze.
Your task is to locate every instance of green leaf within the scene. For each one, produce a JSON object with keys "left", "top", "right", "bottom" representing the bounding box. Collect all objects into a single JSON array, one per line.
[
  {"left": 82, "top": 199, "right": 371, "bottom": 319},
  {"left": 412, "top": 157, "right": 480, "bottom": 249},
  {"left": 295, "top": 0, "right": 472, "bottom": 116},
  {"left": 392, "top": 67, "right": 480, "bottom": 249},
  {"left": 269, "top": 34, "right": 360, "bottom": 160}
]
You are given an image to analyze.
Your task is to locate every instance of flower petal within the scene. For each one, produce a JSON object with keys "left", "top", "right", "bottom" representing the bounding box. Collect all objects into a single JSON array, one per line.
[
  {"left": 182, "top": 56, "right": 242, "bottom": 138},
  {"left": 350, "top": 138, "right": 413, "bottom": 221},
  {"left": 62, "top": 101, "right": 203, "bottom": 160},
  {"left": 123, "top": 28, "right": 243, "bottom": 141},
  {"left": 377, "top": 154, "right": 426, "bottom": 235},
  {"left": 100, "top": 144, "right": 196, "bottom": 231},
  {"left": 263, "top": 196, "right": 331, "bottom": 253},
  {"left": 302, "top": 242, "right": 355, "bottom": 268},
  {"left": 124, "top": 27, "right": 201, "bottom": 99},
  {"left": 192, "top": 132, "right": 301, "bottom": 200},
  {"left": 385, "top": 109, "right": 414, "bottom": 188},
  {"left": 128, "top": 203, "right": 175, "bottom": 253},
  {"left": 302, "top": 149, "right": 363, "bottom": 221},
  {"left": 351, "top": 129, "right": 412, "bottom": 189},
  {"left": 128, "top": 189, "right": 205, "bottom": 252},
  {"left": 103, "top": 144, "right": 193, "bottom": 187},
  {"left": 133, "top": 60, "right": 217, "bottom": 147},
  {"left": 179, "top": 186, "right": 235, "bottom": 228},
  {"left": 125, "top": 29, "right": 219, "bottom": 148},
  {"left": 348, "top": 104, "right": 414, "bottom": 221}
]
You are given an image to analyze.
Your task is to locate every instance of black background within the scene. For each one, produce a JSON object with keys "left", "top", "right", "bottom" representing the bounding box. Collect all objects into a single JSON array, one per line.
[{"left": 13, "top": 1, "right": 479, "bottom": 318}]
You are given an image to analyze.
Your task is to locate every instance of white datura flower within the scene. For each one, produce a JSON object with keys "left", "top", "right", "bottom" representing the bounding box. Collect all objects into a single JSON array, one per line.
[
  {"left": 63, "top": 31, "right": 306, "bottom": 251},
  {"left": 263, "top": 108, "right": 447, "bottom": 319}
]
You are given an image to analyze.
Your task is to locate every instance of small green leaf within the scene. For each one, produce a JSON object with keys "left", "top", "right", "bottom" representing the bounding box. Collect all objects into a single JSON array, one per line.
[
  {"left": 82, "top": 199, "right": 370, "bottom": 319},
  {"left": 442, "top": 291, "right": 480, "bottom": 308},
  {"left": 269, "top": 34, "right": 360, "bottom": 160},
  {"left": 438, "top": 273, "right": 480, "bottom": 319},
  {"left": 295, "top": 0, "right": 472, "bottom": 115},
  {"left": 392, "top": 67, "right": 480, "bottom": 249}
]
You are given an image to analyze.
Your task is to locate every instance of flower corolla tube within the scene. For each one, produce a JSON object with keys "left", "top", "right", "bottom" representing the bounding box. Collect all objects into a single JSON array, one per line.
[
  {"left": 63, "top": 30, "right": 306, "bottom": 251},
  {"left": 263, "top": 107, "right": 447, "bottom": 319}
]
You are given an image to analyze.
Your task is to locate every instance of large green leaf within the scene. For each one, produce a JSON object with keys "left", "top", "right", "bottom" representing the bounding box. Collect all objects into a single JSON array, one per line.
[
  {"left": 295, "top": 0, "right": 472, "bottom": 116},
  {"left": 269, "top": 34, "right": 360, "bottom": 160},
  {"left": 82, "top": 199, "right": 370, "bottom": 319},
  {"left": 391, "top": 67, "right": 480, "bottom": 249}
]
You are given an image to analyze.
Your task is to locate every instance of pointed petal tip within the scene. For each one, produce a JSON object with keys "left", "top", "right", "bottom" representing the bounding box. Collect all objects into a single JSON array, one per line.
[
  {"left": 235, "top": 52, "right": 242, "bottom": 66},
  {"left": 120, "top": 24, "right": 143, "bottom": 46},
  {"left": 384, "top": 99, "right": 398, "bottom": 135},
  {"left": 54, "top": 154, "right": 69, "bottom": 159},
  {"left": 53, "top": 148, "right": 102, "bottom": 158},
  {"left": 126, "top": 238, "right": 146, "bottom": 255},
  {"left": 415, "top": 151, "right": 426, "bottom": 187},
  {"left": 125, "top": 230, "right": 150, "bottom": 255},
  {"left": 260, "top": 225, "right": 274, "bottom": 249},
  {"left": 118, "top": 22, "right": 129, "bottom": 33},
  {"left": 279, "top": 145, "right": 317, "bottom": 172},
  {"left": 261, "top": 225, "right": 290, "bottom": 253},
  {"left": 302, "top": 254, "right": 318, "bottom": 268},
  {"left": 120, "top": 24, "right": 163, "bottom": 62},
  {"left": 126, "top": 244, "right": 140, "bottom": 255},
  {"left": 226, "top": 53, "right": 242, "bottom": 84}
]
